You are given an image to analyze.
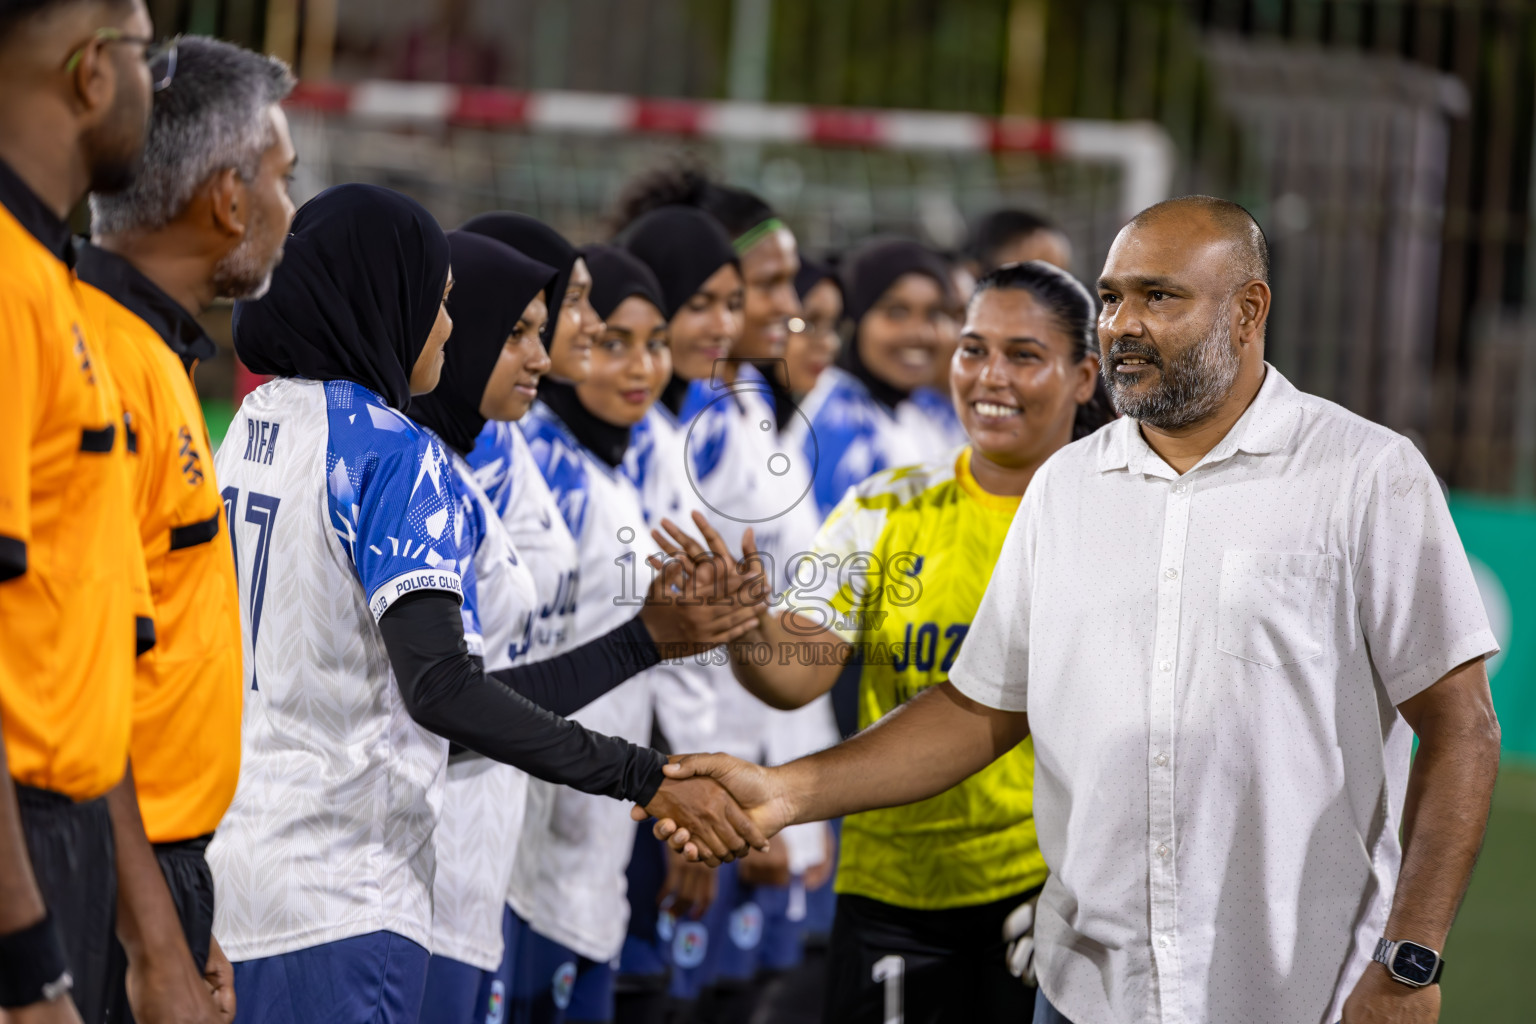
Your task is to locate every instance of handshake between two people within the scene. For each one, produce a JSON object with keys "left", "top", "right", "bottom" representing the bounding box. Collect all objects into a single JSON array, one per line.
[
  {"left": 631, "top": 511, "right": 793, "bottom": 868},
  {"left": 633, "top": 752, "right": 792, "bottom": 868}
]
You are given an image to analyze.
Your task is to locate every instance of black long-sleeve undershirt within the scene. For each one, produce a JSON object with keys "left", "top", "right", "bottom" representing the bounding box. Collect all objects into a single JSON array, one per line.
[
  {"left": 489, "top": 615, "right": 660, "bottom": 717},
  {"left": 379, "top": 591, "right": 665, "bottom": 805}
]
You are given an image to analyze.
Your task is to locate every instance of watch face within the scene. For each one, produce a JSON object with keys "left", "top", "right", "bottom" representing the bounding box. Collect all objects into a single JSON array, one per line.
[{"left": 1391, "top": 941, "right": 1439, "bottom": 985}]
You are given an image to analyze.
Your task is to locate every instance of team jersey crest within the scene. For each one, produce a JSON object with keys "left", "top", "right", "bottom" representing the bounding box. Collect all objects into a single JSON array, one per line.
[
  {"left": 551, "top": 961, "right": 577, "bottom": 1010},
  {"left": 672, "top": 920, "right": 709, "bottom": 970}
]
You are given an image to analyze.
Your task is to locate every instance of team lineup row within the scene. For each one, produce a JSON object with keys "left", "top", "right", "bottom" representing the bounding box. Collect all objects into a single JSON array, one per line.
[
  {"left": 1, "top": 8, "right": 1505, "bottom": 1024},
  {"left": 0, "top": 18, "right": 1077, "bottom": 1024}
]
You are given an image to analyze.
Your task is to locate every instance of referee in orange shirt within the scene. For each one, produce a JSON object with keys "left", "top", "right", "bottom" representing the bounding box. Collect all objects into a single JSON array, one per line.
[
  {"left": 0, "top": 2, "right": 166, "bottom": 1023},
  {"left": 75, "top": 35, "right": 298, "bottom": 1024}
]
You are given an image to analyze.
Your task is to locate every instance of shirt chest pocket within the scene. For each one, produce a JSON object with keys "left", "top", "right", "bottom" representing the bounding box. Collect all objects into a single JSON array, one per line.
[{"left": 1217, "top": 550, "right": 1340, "bottom": 668}]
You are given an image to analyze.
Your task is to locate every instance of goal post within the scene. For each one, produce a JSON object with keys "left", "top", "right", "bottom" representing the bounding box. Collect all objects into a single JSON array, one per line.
[{"left": 281, "top": 81, "right": 1175, "bottom": 257}]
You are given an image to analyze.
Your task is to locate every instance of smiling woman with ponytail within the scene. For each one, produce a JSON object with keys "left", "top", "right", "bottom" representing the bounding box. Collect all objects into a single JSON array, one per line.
[{"left": 658, "top": 258, "right": 1113, "bottom": 1024}]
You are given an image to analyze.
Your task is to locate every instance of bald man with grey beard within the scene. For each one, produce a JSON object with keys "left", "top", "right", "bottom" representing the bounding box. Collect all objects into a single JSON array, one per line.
[{"left": 645, "top": 196, "right": 1503, "bottom": 1024}]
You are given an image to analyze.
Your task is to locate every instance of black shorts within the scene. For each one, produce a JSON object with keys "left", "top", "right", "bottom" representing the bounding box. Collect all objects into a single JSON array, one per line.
[
  {"left": 104, "top": 834, "right": 216, "bottom": 1024},
  {"left": 16, "top": 783, "right": 117, "bottom": 1024},
  {"left": 824, "top": 887, "right": 1041, "bottom": 1024}
]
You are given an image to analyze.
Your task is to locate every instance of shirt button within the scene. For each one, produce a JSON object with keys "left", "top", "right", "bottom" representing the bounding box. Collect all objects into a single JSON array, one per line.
[
  {"left": 1159, "top": 659, "right": 1172, "bottom": 672},
  {"left": 1158, "top": 936, "right": 1170, "bottom": 948},
  {"left": 1156, "top": 843, "right": 1169, "bottom": 858},
  {"left": 1154, "top": 752, "right": 1168, "bottom": 767},
  {"left": 1163, "top": 567, "right": 1179, "bottom": 580},
  {"left": 1172, "top": 482, "right": 1187, "bottom": 494}
]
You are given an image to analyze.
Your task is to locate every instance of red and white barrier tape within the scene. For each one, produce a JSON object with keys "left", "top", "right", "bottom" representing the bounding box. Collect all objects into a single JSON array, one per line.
[{"left": 287, "top": 81, "right": 1174, "bottom": 218}]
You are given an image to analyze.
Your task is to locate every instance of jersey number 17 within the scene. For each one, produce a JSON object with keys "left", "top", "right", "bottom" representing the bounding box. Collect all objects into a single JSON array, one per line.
[{"left": 222, "top": 486, "right": 281, "bottom": 690}]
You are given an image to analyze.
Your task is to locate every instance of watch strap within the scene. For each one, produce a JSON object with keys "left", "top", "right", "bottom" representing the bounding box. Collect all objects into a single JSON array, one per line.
[{"left": 0, "top": 911, "right": 72, "bottom": 1008}]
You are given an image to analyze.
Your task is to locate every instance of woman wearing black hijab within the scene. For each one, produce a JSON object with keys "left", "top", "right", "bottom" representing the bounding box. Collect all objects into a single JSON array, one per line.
[
  {"left": 505, "top": 243, "right": 701, "bottom": 1024},
  {"left": 581, "top": 244, "right": 690, "bottom": 534},
  {"left": 411, "top": 229, "right": 556, "bottom": 1024},
  {"left": 623, "top": 206, "right": 823, "bottom": 1012},
  {"left": 416, "top": 234, "right": 766, "bottom": 1024},
  {"left": 616, "top": 167, "right": 801, "bottom": 363},
  {"left": 211, "top": 186, "right": 767, "bottom": 1024},
  {"left": 797, "top": 238, "right": 955, "bottom": 518},
  {"left": 459, "top": 211, "right": 603, "bottom": 386},
  {"left": 619, "top": 204, "right": 742, "bottom": 410},
  {"left": 782, "top": 258, "right": 844, "bottom": 409},
  {"left": 231, "top": 182, "right": 455, "bottom": 407}
]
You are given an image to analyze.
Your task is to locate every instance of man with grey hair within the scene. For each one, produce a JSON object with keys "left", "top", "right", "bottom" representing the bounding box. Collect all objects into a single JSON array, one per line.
[
  {"left": 73, "top": 33, "right": 296, "bottom": 1024},
  {"left": 648, "top": 195, "right": 1503, "bottom": 1024},
  {"left": 87, "top": 33, "right": 295, "bottom": 299}
]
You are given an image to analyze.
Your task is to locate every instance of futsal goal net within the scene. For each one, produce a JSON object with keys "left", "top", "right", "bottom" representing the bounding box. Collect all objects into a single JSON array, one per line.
[{"left": 280, "top": 81, "right": 1175, "bottom": 262}]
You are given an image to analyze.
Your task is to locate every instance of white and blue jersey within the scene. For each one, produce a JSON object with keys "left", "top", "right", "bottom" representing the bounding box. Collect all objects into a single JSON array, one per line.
[
  {"left": 623, "top": 406, "right": 715, "bottom": 756},
  {"left": 668, "top": 367, "right": 802, "bottom": 765},
  {"left": 210, "top": 379, "right": 468, "bottom": 962},
  {"left": 788, "top": 366, "right": 927, "bottom": 519},
  {"left": 504, "top": 402, "right": 656, "bottom": 963},
  {"left": 631, "top": 371, "right": 835, "bottom": 982},
  {"left": 469, "top": 421, "right": 580, "bottom": 662},
  {"left": 624, "top": 405, "right": 691, "bottom": 531},
  {"left": 748, "top": 385, "right": 840, "bottom": 878},
  {"left": 687, "top": 370, "right": 838, "bottom": 872},
  {"left": 467, "top": 419, "right": 587, "bottom": 952},
  {"left": 902, "top": 384, "right": 969, "bottom": 461},
  {"left": 428, "top": 447, "right": 540, "bottom": 971}
]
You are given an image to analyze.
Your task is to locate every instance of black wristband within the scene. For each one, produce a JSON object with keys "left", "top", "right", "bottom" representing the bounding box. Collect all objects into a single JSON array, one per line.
[{"left": 0, "top": 910, "right": 73, "bottom": 1008}]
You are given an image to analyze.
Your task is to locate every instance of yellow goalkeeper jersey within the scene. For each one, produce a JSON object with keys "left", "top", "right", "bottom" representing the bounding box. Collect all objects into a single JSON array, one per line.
[{"left": 802, "top": 446, "right": 1047, "bottom": 909}]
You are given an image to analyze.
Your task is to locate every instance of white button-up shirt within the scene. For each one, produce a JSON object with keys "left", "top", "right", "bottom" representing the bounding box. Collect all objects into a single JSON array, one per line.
[{"left": 950, "top": 366, "right": 1497, "bottom": 1024}]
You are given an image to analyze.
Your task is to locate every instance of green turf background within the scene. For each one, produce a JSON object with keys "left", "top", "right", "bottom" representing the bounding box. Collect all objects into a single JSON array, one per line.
[
  {"left": 1437, "top": 496, "right": 1533, "bottom": 1021},
  {"left": 203, "top": 399, "right": 234, "bottom": 454},
  {"left": 1448, "top": 494, "right": 1535, "bottom": 758},
  {"left": 1441, "top": 762, "right": 1534, "bottom": 1022}
]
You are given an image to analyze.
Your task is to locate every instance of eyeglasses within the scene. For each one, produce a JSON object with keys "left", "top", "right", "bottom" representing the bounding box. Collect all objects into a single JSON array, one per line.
[{"left": 65, "top": 29, "right": 178, "bottom": 92}]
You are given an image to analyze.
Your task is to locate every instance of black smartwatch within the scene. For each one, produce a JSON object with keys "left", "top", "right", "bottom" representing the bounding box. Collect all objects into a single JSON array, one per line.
[{"left": 1372, "top": 937, "right": 1445, "bottom": 987}]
